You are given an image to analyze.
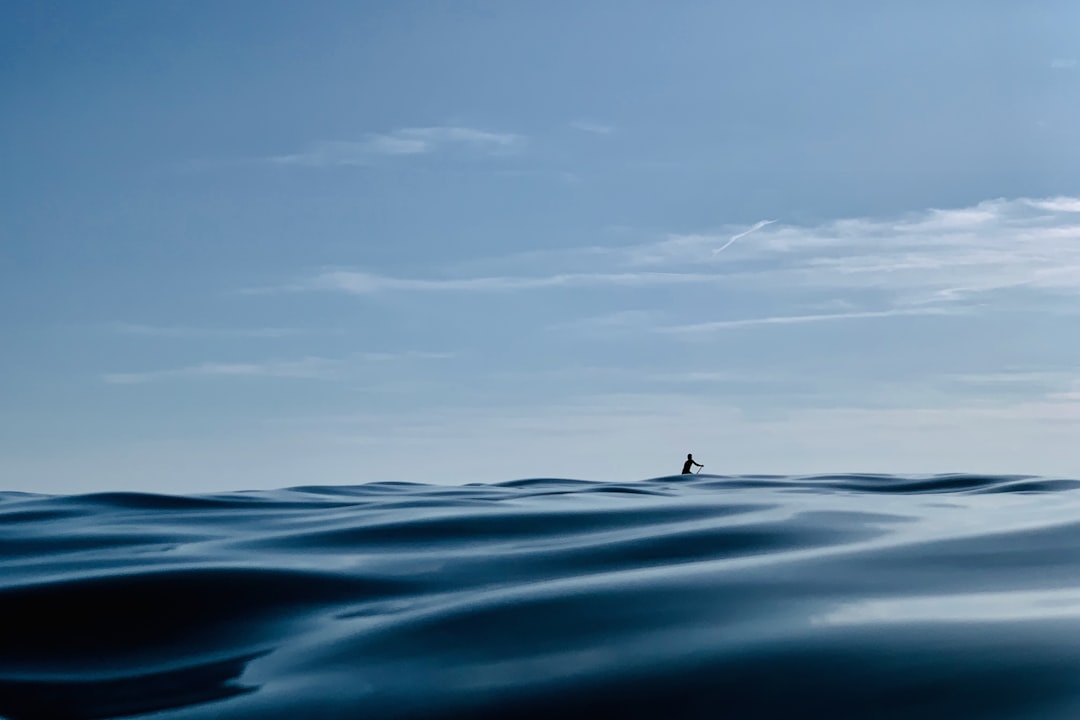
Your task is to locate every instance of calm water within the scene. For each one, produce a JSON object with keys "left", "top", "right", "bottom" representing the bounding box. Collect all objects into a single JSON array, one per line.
[{"left": 3, "top": 473, "right": 1080, "bottom": 719}]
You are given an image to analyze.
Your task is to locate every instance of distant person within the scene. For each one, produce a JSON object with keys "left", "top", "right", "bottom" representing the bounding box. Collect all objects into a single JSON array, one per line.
[{"left": 682, "top": 453, "right": 703, "bottom": 474}]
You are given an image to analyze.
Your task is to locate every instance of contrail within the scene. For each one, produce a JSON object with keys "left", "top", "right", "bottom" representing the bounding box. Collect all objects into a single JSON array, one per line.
[{"left": 712, "top": 219, "right": 775, "bottom": 256}]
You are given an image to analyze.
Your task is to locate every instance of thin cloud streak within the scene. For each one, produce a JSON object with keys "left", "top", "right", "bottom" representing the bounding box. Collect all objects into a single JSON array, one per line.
[
  {"left": 570, "top": 121, "right": 615, "bottom": 135},
  {"left": 267, "top": 126, "right": 522, "bottom": 166},
  {"left": 355, "top": 351, "right": 457, "bottom": 361},
  {"left": 112, "top": 323, "right": 315, "bottom": 339},
  {"left": 103, "top": 357, "right": 341, "bottom": 384},
  {"left": 663, "top": 307, "right": 961, "bottom": 335},
  {"left": 302, "top": 270, "right": 725, "bottom": 294},
  {"left": 548, "top": 309, "right": 661, "bottom": 332},
  {"left": 103, "top": 351, "right": 455, "bottom": 384},
  {"left": 713, "top": 219, "right": 776, "bottom": 256}
]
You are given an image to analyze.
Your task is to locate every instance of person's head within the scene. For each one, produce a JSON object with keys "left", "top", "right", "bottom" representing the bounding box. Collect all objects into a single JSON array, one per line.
[{"left": 687, "top": 453, "right": 693, "bottom": 459}]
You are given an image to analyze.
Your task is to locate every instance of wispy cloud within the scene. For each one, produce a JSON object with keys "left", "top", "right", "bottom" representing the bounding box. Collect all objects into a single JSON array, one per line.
[
  {"left": 547, "top": 310, "right": 661, "bottom": 334},
  {"left": 111, "top": 323, "right": 318, "bottom": 339},
  {"left": 354, "top": 350, "right": 456, "bottom": 361},
  {"left": 570, "top": 121, "right": 615, "bottom": 135},
  {"left": 103, "top": 357, "right": 342, "bottom": 384},
  {"left": 103, "top": 351, "right": 454, "bottom": 384},
  {"left": 611, "top": 197, "right": 1080, "bottom": 309},
  {"left": 769, "top": 199, "right": 1080, "bottom": 305},
  {"left": 1051, "top": 58, "right": 1077, "bottom": 70},
  {"left": 266, "top": 196, "right": 1080, "bottom": 330},
  {"left": 295, "top": 269, "right": 725, "bottom": 294},
  {"left": 267, "top": 126, "right": 522, "bottom": 167},
  {"left": 948, "top": 371, "right": 1074, "bottom": 385},
  {"left": 939, "top": 371, "right": 1080, "bottom": 402},
  {"left": 647, "top": 371, "right": 761, "bottom": 383}
]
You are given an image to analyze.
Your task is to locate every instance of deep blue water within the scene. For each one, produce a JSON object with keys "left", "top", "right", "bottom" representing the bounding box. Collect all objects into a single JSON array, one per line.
[{"left": 4, "top": 473, "right": 1080, "bottom": 719}]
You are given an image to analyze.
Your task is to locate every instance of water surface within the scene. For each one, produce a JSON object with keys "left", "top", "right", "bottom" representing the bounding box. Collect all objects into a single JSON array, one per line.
[{"left": 3, "top": 473, "right": 1080, "bottom": 719}]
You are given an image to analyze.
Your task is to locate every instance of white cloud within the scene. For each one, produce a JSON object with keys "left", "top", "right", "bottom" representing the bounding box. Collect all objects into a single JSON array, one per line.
[
  {"left": 780, "top": 202, "right": 1080, "bottom": 304},
  {"left": 267, "top": 126, "right": 522, "bottom": 166},
  {"left": 1027, "top": 197, "right": 1080, "bottom": 212},
  {"left": 1051, "top": 58, "right": 1077, "bottom": 70},
  {"left": 614, "top": 197, "right": 1080, "bottom": 309}
]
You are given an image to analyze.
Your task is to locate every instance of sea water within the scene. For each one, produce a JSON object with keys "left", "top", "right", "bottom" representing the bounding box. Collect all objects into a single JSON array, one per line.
[{"left": 3, "top": 473, "right": 1080, "bottom": 719}]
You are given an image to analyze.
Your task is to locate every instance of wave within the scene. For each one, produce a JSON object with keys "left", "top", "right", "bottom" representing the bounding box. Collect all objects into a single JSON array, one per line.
[{"left": 2, "top": 474, "right": 1080, "bottom": 719}]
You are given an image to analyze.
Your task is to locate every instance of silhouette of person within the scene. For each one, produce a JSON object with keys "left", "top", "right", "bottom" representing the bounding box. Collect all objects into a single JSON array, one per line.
[{"left": 682, "top": 453, "right": 703, "bottom": 474}]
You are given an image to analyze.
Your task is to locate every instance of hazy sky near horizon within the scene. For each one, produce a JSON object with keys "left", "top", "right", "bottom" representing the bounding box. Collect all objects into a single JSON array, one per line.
[{"left": 3, "top": 1, "right": 1080, "bottom": 493}]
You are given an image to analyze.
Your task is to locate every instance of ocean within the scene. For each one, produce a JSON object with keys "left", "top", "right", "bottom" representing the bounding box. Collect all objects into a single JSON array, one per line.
[{"left": 3, "top": 473, "right": 1080, "bottom": 719}]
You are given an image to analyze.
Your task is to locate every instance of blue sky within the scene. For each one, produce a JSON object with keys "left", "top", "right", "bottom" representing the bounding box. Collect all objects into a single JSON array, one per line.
[{"left": 3, "top": 1, "right": 1080, "bottom": 493}]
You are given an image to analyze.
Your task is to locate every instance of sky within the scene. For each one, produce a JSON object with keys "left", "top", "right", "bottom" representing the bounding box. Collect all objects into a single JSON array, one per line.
[{"left": 3, "top": 1, "right": 1080, "bottom": 494}]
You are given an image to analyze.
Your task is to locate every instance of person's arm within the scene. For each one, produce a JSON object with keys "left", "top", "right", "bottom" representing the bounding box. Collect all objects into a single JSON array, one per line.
[{"left": 696, "top": 460, "right": 704, "bottom": 467}]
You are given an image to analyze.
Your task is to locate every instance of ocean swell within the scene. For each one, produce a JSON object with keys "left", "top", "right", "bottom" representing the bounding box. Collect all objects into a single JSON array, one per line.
[{"left": 2, "top": 473, "right": 1080, "bottom": 719}]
